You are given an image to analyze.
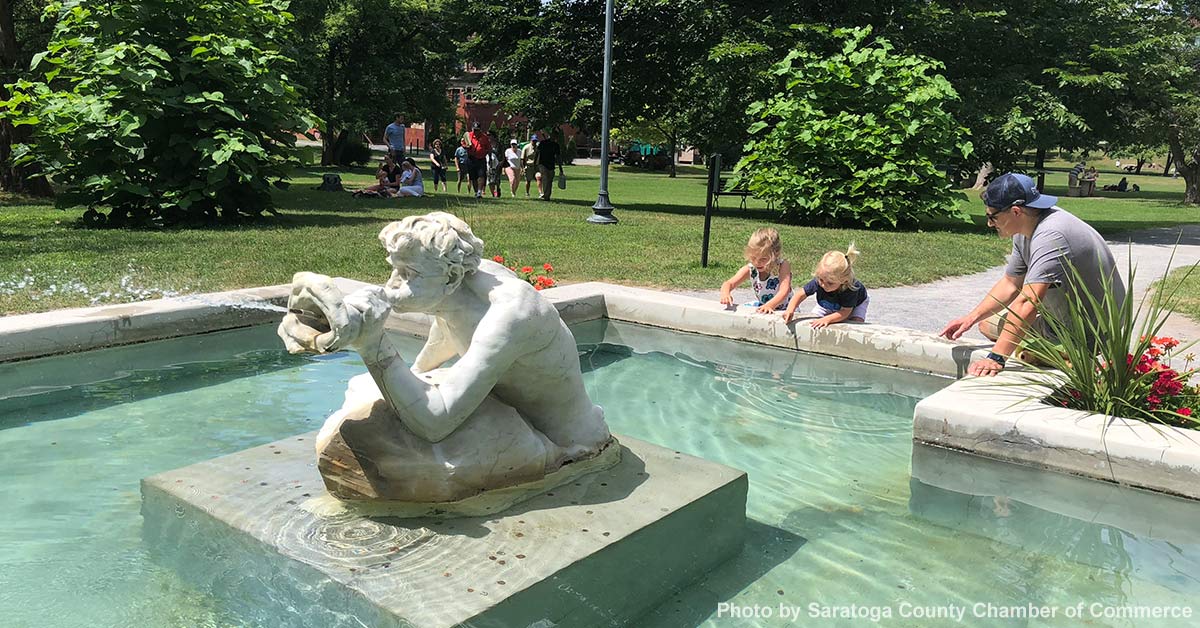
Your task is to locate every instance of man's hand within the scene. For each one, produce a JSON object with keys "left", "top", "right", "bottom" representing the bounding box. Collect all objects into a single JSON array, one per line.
[
  {"left": 967, "top": 357, "right": 1004, "bottom": 377},
  {"left": 940, "top": 315, "right": 975, "bottom": 340}
]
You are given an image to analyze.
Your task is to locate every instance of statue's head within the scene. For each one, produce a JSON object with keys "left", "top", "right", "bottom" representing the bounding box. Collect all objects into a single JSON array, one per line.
[{"left": 378, "top": 213, "right": 485, "bottom": 306}]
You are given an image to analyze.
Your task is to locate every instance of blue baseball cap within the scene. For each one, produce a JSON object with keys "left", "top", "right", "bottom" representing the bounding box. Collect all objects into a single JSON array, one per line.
[
  {"left": 981, "top": 173, "right": 1057, "bottom": 210},
  {"left": 530, "top": 133, "right": 539, "bottom": 141}
]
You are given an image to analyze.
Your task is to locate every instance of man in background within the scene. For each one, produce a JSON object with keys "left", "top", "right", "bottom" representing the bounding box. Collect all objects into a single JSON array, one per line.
[{"left": 384, "top": 114, "right": 407, "bottom": 161}]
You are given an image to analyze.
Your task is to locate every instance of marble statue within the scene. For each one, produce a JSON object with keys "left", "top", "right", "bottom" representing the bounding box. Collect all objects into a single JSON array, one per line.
[{"left": 277, "top": 212, "right": 617, "bottom": 513}]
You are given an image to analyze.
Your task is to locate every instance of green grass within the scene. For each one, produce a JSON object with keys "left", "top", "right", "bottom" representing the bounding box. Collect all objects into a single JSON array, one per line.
[
  {"left": 1163, "top": 265, "right": 1200, "bottom": 325},
  {"left": 3, "top": 163, "right": 1199, "bottom": 315}
]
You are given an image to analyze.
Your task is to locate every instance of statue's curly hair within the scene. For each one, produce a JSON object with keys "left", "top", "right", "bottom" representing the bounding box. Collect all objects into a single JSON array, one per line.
[{"left": 378, "top": 212, "right": 484, "bottom": 288}]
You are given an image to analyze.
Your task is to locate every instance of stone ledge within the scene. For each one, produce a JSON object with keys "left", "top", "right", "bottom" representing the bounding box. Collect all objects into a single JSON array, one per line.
[
  {"left": 913, "top": 371, "right": 1200, "bottom": 499},
  {"left": 141, "top": 432, "right": 747, "bottom": 628},
  {"left": 4, "top": 281, "right": 984, "bottom": 379}
]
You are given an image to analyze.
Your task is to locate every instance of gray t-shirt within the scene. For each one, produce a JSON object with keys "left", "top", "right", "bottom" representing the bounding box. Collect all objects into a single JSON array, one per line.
[{"left": 1005, "top": 206, "right": 1124, "bottom": 341}]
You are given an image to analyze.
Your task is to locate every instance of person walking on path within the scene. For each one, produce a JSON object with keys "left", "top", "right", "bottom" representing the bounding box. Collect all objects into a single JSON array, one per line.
[
  {"left": 536, "top": 132, "right": 563, "bottom": 200},
  {"left": 939, "top": 173, "right": 1124, "bottom": 377},
  {"left": 520, "top": 135, "right": 540, "bottom": 198},
  {"left": 384, "top": 114, "right": 407, "bottom": 161}
]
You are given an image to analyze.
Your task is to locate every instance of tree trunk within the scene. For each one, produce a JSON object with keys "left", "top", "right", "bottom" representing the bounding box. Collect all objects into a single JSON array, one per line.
[
  {"left": 1166, "top": 130, "right": 1199, "bottom": 205},
  {"left": 320, "top": 125, "right": 337, "bottom": 166},
  {"left": 1034, "top": 147, "right": 1046, "bottom": 190},
  {"left": 667, "top": 134, "right": 677, "bottom": 178},
  {"left": 1163, "top": 153, "right": 1173, "bottom": 177},
  {"left": 1134, "top": 158, "right": 1145, "bottom": 175},
  {"left": 971, "top": 163, "right": 993, "bottom": 189},
  {"left": 0, "top": 0, "right": 53, "bottom": 196}
]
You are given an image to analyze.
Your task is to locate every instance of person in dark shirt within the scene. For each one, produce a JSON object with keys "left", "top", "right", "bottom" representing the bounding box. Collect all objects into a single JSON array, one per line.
[
  {"left": 781, "top": 244, "right": 869, "bottom": 327},
  {"left": 535, "top": 132, "right": 563, "bottom": 200}
]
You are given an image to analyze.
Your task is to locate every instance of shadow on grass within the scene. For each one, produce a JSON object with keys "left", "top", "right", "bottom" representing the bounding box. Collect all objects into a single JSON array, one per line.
[{"left": 550, "top": 197, "right": 779, "bottom": 220}]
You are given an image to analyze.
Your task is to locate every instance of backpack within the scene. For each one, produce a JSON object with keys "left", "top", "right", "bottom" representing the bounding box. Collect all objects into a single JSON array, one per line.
[
  {"left": 468, "top": 132, "right": 491, "bottom": 160},
  {"left": 315, "top": 173, "right": 343, "bottom": 192}
]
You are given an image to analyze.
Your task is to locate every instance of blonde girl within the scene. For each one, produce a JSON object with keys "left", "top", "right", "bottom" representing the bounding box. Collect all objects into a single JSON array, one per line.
[
  {"left": 719, "top": 228, "right": 793, "bottom": 314},
  {"left": 782, "top": 243, "right": 869, "bottom": 327}
]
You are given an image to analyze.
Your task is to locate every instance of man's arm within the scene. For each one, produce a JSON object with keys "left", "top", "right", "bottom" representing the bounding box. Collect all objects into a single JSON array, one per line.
[
  {"left": 940, "top": 273, "right": 1024, "bottom": 340},
  {"left": 967, "top": 282, "right": 1050, "bottom": 376}
]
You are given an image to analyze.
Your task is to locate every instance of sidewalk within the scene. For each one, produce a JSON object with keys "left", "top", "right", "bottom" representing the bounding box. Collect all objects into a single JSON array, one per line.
[{"left": 671, "top": 224, "right": 1200, "bottom": 343}]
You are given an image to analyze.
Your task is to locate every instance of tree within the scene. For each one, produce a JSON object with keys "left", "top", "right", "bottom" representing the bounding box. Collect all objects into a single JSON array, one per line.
[
  {"left": 735, "top": 27, "right": 972, "bottom": 228},
  {"left": 0, "top": 0, "right": 52, "bottom": 195},
  {"left": 288, "top": 0, "right": 458, "bottom": 166},
  {"left": 2, "top": 0, "right": 315, "bottom": 224}
]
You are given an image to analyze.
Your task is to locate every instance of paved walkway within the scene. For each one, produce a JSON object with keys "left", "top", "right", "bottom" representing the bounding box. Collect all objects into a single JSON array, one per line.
[{"left": 673, "top": 224, "right": 1200, "bottom": 343}]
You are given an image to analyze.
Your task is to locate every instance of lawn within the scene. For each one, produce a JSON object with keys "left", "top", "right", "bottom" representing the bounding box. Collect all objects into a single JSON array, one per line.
[{"left": 2, "top": 161, "right": 1199, "bottom": 315}]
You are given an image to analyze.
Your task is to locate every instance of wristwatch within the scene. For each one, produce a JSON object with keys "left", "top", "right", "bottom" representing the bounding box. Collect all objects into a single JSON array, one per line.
[{"left": 984, "top": 351, "right": 1008, "bottom": 367}]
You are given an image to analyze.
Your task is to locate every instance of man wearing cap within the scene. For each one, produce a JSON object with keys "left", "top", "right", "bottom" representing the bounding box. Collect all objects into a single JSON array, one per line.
[
  {"left": 520, "top": 135, "right": 540, "bottom": 198},
  {"left": 939, "top": 173, "right": 1124, "bottom": 376}
]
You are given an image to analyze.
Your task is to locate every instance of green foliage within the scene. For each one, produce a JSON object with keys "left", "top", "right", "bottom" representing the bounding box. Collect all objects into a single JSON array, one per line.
[
  {"left": 288, "top": 0, "right": 457, "bottom": 165},
  {"left": 735, "top": 27, "right": 971, "bottom": 228},
  {"left": 1, "top": 0, "right": 314, "bottom": 225},
  {"left": 340, "top": 141, "right": 373, "bottom": 167},
  {"left": 1020, "top": 255, "right": 1199, "bottom": 430}
]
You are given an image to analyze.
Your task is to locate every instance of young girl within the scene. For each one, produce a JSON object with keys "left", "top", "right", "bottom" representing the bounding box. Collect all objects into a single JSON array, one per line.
[
  {"left": 782, "top": 243, "right": 869, "bottom": 327},
  {"left": 719, "top": 228, "right": 793, "bottom": 314}
]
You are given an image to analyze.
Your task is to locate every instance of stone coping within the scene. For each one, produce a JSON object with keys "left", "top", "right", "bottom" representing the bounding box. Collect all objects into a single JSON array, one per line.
[
  {"left": 2, "top": 280, "right": 987, "bottom": 379},
  {"left": 914, "top": 371, "right": 1200, "bottom": 499}
]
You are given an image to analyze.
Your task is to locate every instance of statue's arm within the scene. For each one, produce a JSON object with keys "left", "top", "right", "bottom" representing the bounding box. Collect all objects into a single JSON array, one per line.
[
  {"left": 356, "top": 327, "right": 516, "bottom": 443},
  {"left": 412, "top": 318, "right": 457, "bottom": 373}
]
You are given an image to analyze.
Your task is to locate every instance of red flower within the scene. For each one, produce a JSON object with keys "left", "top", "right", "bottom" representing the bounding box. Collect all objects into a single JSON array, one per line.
[
  {"left": 533, "top": 284, "right": 543, "bottom": 291},
  {"left": 521, "top": 266, "right": 533, "bottom": 274},
  {"left": 543, "top": 263, "right": 554, "bottom": 272},
  {"left": 493, "top": 255, "right": 505, "bottom": 263},
  {"left": 1180, "top": 408, "right": 1193, "bottom": 417}
]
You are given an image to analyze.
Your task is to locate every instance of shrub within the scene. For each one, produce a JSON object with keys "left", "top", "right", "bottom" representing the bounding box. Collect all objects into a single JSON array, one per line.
[
  {"left": 1, "top": 0, "right": 315, "bottom": 226},
  {"left": 564, "top": 136, "right": 577, "bottom": 165},
  {"left": 339, "top": 141, "right": 374, "bottom": 167},
  {"left": 1021, "top": 255, "right": 1198, "bottom": 429},
  {"left": 735, "top": 27, "right": 972, "bottom": 228}
]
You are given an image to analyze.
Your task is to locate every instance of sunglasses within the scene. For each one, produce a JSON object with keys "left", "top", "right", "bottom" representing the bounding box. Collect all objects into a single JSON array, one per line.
[{"left": 985, "top": 206, "right": 1012, "bottom": 223}]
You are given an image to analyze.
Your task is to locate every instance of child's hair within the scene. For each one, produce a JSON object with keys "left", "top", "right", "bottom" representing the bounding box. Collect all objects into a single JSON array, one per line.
[
  {"left": 814, "top": 242, "right": 861, "bottom": 290},
  {"left": 744, "top": 228, "right": 783, "bottom": 274}
]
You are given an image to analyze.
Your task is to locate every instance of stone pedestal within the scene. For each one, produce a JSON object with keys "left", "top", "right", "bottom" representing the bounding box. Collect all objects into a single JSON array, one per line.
[{"left": 141, "top": 433, "right": 747, "bottom": 628}]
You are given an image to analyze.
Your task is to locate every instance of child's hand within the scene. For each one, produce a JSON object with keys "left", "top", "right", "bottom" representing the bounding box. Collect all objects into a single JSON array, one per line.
[
  {"left": 810, "top": 318, "right": 831, "bottom": 329},
  {"left": 755, "top": 303, "right": 775, "bottom": 314},
  {"left": 719, "top": 291, "right": 733, "bottom": 306}
]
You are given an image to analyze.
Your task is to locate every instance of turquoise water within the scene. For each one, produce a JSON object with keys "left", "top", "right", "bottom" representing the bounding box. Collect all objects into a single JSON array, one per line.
[{"left": 1, "top": 321, "right": 1198, "bottom": 627}]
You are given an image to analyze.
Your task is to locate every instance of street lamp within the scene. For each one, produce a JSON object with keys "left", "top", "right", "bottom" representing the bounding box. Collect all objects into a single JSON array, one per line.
[{"left": 588, "top": 0, "right": 618, "bottom": 224}]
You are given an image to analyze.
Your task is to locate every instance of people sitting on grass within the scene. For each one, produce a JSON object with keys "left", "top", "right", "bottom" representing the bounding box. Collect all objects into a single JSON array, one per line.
[
  {"left": 719, "top": 227, "right": 793, "bottom": 313},
  {"left": 353, "top": 153, "right": 404, "bottom": 198},
  {"left": 394, "top": 158, "right": 424, "bottom": 197},
  {"left": 1102, "top": 176, "right": 1130, "bottom": 192},
  {"left": 782, "top": 244, "right": 869, "bottom": 327}
]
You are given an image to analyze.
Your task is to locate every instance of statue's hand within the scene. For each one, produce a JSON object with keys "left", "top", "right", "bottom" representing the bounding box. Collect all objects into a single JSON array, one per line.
[
  {"left": 342, "top": 286, "right": 398, "bottom": 357},
  {"left": 277, "top": 272, "right": 362, "bottom": 354}
]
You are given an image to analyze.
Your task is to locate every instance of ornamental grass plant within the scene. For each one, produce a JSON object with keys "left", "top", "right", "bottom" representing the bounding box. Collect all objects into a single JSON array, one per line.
[{"left": 1016, "top": 251, "right": 1199, "bottom": 429}]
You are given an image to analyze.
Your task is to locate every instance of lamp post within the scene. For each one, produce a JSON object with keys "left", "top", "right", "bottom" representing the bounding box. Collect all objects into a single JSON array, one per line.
[{"left": 588, "top": 0, "right": 618, "bottom": 224}]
